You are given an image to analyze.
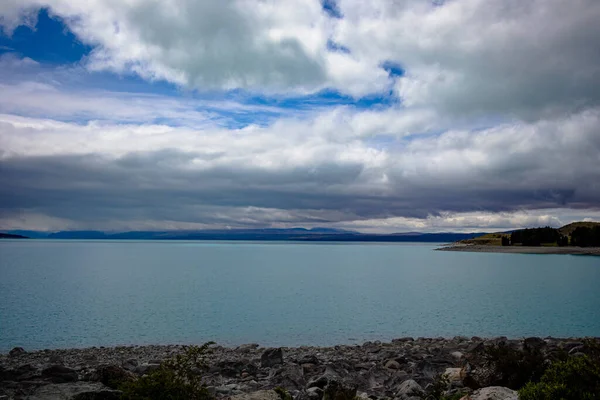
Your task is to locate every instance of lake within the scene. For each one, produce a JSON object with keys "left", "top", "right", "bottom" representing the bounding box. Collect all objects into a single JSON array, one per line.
[{"left": 0, "top": 240, "right": 599, "bottom": 351}]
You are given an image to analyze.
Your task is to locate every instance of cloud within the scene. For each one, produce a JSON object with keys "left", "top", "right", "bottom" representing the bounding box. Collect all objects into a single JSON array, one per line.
[
  {"left": 336, "top": 0, "right": 600, "bottom": 119},
  {"left": 1, "top": 0, "right": 347, "bottom": 93},
  {"left": 1, "top": 106, "right": 599, "bottom": 231},
  {"left": 0, "top": 81, "right": 308, "bottom": 127},
  {"left": 3, "top": 0, "right": 600, "bottom": 116}
]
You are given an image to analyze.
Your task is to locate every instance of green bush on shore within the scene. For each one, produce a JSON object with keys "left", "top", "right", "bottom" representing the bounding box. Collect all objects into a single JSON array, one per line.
[
  {"left": 120, "top": 343, "right": 215, "bottom": 400},
  {"left": 518, "top": 355, "right": 600, "bottom": 400}
]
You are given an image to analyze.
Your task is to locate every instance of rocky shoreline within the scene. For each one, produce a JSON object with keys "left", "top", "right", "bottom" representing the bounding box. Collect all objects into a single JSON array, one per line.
[
  {"left": 2, "top": 337, "right": 598, "bottom": 400},
  {"left": 436, "top": 244, "right": 600, "bottom": 255}
]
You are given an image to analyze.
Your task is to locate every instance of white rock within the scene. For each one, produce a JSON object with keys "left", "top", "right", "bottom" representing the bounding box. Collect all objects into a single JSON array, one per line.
[
  {"left": 231, "top": 390, "right": 282, "bottom": 400},
  {"left": 460, "top": 386, "right": 518, "bottom": 400},
  {"left": 444, "top": 367, "right": 464, "bottom": 386}
]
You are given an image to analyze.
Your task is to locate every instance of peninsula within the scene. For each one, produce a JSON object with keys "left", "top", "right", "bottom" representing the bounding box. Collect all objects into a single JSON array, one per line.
[{"left": 438, "top": 222, "right": 600, "bottom": 255}]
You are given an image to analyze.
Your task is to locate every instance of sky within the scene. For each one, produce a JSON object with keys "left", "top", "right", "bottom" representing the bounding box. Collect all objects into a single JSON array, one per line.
[{"left": 0, "top": 0, "right": 599, "bottom": 233}]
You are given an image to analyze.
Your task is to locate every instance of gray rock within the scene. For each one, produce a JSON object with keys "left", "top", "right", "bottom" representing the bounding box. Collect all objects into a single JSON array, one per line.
[
  {"left": 392, "top": 337, "right": 414, "bottom": 343},
  {"left": 41, "top": 365, "right": 78, "bottom": 383},
  {"left": 3, "top": 363, "right": 40, "bottom": 381},
  {"left": 261, "top": 348, "right": 284, "bottom": 368},
  {"left": 307, "top": 387, "right": 324, "bottom": 400},
  {"left": 121, "top": 358, "right": 138, "bottom": 371},
  {"left": 523, "top": 337, "right": 546, "bottom": 351},
  {"left": 230, "top": 390, "right": 282, "bottom": 400},
  {"left": 355, "top": 392, "right": 370, "bottom": 400},
  {"left": 9, "top": 347, "right": 26, "bottom": 357},
  {"left": 298, "top": 354, "right": 320, "bottom": 365},
  {"left": 134, "top": 363, "right": 160, "bottom": 375},
  {"left": 90, "top": 365, "right": 136, "bottom": 389},
  {"left": 322, "top": 380, "right": 357, "bottom": 400},
  {"left": 395, "top": 379, "right": 423, "bottom": 400},
  {"left": 460, "top": 386, "right": 517, "bottom": 400},
  {"left": 444, "top": 367, "right": 463, "bottom": 387},
  {"left": 49, "top": 354, "right": 64, "bottom": 365},
  {"left": 307, "top": 375, "right": 329, "bottom": 389},
  {"left": 237, "top": 344, "right": 260, "bottom": 353},
  {"left": 27, "top": 382, "right": 120, "bottom": 400},
  {"left": 451, "top": 351, "right": 464, "bottom": 361},
  {"left": 385, "top": 360, "right": 400, "bottom": 370},
  {"left": 273, "top": 364, "right": 305, "bottom": 390}
]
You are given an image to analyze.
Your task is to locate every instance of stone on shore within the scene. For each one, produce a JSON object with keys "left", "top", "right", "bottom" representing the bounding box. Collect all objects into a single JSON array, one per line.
[
  {"left": 1, "top": 337, "right": 596, "bottom": 400},
  {"left": 41, "top": 365, "right": 78, "bottom": 383},
  {"left": 322, "top": 380, "right": 357, "bottom": 400},
  {"left": 27, "top": 382, "right": 121, "bottom": 400},
  {"left": 231, "top": 390, "right": 281, "bottom": 400},
  {"left": 395, "top": 379, "right": 423, "bottom": 400},
  {"left": 460, "top": 386, "right": 518, "bottom": 400},
  {"left": 90, "top": 365, "right": 136, "bottom": 389},
  {"left": 261, "top": 348, "right": 284, "bottom": 368},
  {"left": 9, "top": 347, "right": 26, "bottom": 357}
]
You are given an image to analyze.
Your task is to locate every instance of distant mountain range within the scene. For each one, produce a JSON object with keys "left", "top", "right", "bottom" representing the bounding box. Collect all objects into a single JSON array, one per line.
[
  {"left": 0, "top": 233, "right": 28, "bottom": 239},
  {"left": 2, "top": 228, "right": 484, "bottom": 243}
]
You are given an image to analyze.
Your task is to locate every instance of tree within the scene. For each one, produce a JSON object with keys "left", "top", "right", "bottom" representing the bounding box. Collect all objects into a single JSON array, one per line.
[
  {"left": 501, "top": 236, "right": 510, "bottom": 246},
  {"left": 557, "top": 235, "right": 569, "bottom": 247},
  {"left": 571, "top": 226, "right": 600, "bottom": 247}
]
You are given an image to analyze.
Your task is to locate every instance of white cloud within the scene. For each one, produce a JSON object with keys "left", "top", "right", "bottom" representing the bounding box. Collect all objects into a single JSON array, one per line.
[
  {"left": 1, "top": 103, "right": 599, "bottom": 231},
  {"left": 336, "top": 0, "right": 600, "bottom": 118},
  {"left": 2, "top": 0, "right": 599, "bottom": 115}
]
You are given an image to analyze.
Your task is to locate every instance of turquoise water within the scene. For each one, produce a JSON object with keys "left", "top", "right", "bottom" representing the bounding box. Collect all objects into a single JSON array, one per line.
[{"left": 0, "top": 240, "right": 599, "bottom": 351}]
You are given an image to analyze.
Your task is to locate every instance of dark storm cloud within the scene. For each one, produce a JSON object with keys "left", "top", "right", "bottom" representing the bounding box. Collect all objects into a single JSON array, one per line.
[{"left": 2, "top": 116, "right": 599, "bottom": 229}]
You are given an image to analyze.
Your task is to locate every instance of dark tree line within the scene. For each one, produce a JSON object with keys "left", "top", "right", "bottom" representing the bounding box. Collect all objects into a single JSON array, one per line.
[
  {"left": 570, "top": 226, "right": 600, "bottom": 247},
  {"left": 507, "top": 225, "right": 600, "bottom": 247},
  {"left": 510, "top": 227, "right": 561, "bottom": 247}
]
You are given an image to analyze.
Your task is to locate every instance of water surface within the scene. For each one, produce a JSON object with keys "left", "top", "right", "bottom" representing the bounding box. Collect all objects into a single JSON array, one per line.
[{"left": 1, "top": 240, "right": 599, "bottom": 350}]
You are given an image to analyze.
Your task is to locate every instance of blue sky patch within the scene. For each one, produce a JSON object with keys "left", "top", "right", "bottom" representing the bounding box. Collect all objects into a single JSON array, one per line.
[
  {"left": 0, "top": 8, "right": 91, "bottom": 64},
  {"left": 322, "top": 0, "right": 342, "bottom": 18}
]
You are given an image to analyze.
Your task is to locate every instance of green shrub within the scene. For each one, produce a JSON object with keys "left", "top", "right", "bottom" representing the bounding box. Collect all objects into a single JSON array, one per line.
[
  {"left": 518, "top": 355, "right": 600, "bottom": 400},
  {"left": 482, "top": 341, "right": 547, "bottom": 389},
  {"left": 423, "top": 374, "right": 467, "bottom": 400},
  {"left": 120, "top": 343, "right": 215, "bottom": 400},
  {"left": 274, "top": 387, "right": 294, "bottom": 400}
]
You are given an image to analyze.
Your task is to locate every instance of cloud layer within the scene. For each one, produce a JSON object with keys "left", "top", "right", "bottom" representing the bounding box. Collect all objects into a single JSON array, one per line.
[{"left": 1, "top": 0, "right": 599, "bottom": 232}]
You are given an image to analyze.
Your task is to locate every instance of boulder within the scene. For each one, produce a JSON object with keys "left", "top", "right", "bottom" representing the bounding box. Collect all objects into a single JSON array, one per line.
[
  {"left": 307, "top": 375, "right": 329, "bottom": 389},
  {"left": 3, "top": 363, "right": 40, "bottom": 381},
  {"left": 459, "top": 386, "right": 517, "bottom": 400},
  {"left": 298, "top": 354, "right": 320, "bottom": 365},
  {"left": 9, "top": 347, "right": 26, "bottom": 357},
  {"left": 307, "top": 386, "right": 324, "bottom": 399},
  {"left": 261, "top": 348, "right": 284, "bottom": 368},
  {"left": 523, "top": 337, "right": 546, "bottom": 351},
  {"left": 91, "top": 365, "right": 136, "bottom": 389},
  {"left": 322, "top": 380, "right": 357, "bottom": 400},
  {"left": 42, "top": 365, "right": 79, "bottom": 383},
  {"left": 392, "top": 337, "right": 414, "bottom": 343},
  {"left": 49, "top": 354, "right": 64, "bottom": 365},
  {"left": 385, "top": 360, "right": 401, "bottom": 370},
  {"left": 237, "top": 343, "right": 260, "bottom": 353},
  {"left": 27, "top": 382, "right": 121, "bottom": 400},
  {"left": 121, "top": 358, "right": 138, "bottom": 371},
  {"left": 272, "top": 364, "right": 305, "bottom": 390},
  {"left": 444, "top": 367, "right": 464, "bottom": 387},
  {"left": 395, "top": 379, "right": 423, "bottom": 400},
  {"left": 134, "top": 363, "right": 161, "bottom": 375},
  {"left": 231, "top": 390, "right": 282, "bottom": 400}
]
